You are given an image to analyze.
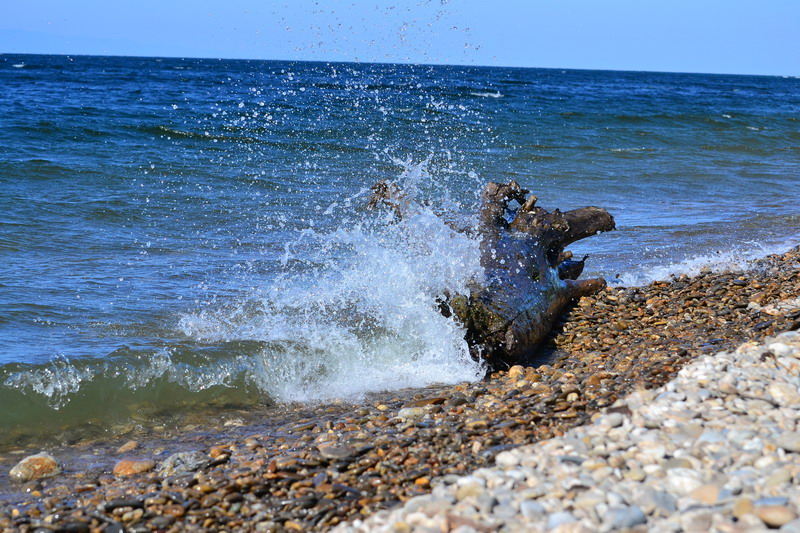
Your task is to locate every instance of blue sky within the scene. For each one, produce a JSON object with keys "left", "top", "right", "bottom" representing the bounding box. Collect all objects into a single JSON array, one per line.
[{"left": 2, "top": 1, "right": 798, "bottom": 76}]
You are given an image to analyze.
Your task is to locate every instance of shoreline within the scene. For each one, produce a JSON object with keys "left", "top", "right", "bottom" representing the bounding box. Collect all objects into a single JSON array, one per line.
[
  {"left": 339, "top": 331, "right": 800, "bottom": 532},
  {"left": 1, "top": 246, "right": 798, "bottom": 531}
]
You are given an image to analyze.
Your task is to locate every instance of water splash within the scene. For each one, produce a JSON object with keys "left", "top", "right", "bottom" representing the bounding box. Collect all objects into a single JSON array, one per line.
[
  {"left": 3, "top": 356, "right": 92, "bottom": 409},
  {"left": 179, "top": 165, "right": 486, "bottom": 402}
]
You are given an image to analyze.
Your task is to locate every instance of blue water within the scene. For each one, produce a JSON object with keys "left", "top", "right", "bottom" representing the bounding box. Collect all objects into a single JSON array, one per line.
[{"left": 1, "top": 54, "right": 799, "bottom": 441}]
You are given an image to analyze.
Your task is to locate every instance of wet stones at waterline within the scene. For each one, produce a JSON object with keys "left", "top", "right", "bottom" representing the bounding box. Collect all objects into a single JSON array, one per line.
[{"left": 1, "top": 247, "right": 799, "bottom": 532}]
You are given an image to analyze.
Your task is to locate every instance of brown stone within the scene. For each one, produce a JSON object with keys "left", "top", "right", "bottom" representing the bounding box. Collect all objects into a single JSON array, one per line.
[
  {"left": 755, "top": 505, "right": 797, "bottom": 528},
  {"left": 688, "top": 484, "right": 720, "bottom": 505},
  {"left": 9, "top": 452, "right": 61, "bottom": 482},
  {"left": 116, "top": 440, "right": 138, "bottom": 454},
  {"left": 733, "top": 497, "right": 753, "bottom": 519},
  {"left": 507, "top": 365, "right": 526, "bottom": 380},
  {"left": 112, "top": 458, "right": 156, "bottom": 477},
  {"left": 404, "top": 397, "right": 447, "bottom": 407},
  {"left": 209, "top": 445, "right": 232, "bottom": 459}
]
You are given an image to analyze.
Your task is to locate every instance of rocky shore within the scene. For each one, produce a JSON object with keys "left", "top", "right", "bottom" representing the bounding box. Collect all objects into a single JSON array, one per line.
[
  {"left": 1, "top": 247, "right": 798, "bottom": 532},
  {"left": 338, "top": 329, "right": 800, "bottom": 533}
]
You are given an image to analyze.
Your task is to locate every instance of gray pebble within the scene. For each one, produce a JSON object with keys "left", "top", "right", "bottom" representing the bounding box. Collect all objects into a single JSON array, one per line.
[
  {"left": 546, "top": 511, "right": 576, "bottom": 530},
  {"left": 602, "top": 506, "right": 647, "bottom": 531},
  {"left": 776, "top": 432, "right": 800, "bottom": 453},
  {"left": 520, "top": 500, "right": 546, "bottom": 520},
  {"left": 157, "top": 451, "right": 209, "bottom": 476}
]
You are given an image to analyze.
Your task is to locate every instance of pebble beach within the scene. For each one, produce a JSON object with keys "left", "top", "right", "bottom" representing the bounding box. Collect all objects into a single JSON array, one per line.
[{"left": 1, "top": 246, "right": 799, "bottom": 532}]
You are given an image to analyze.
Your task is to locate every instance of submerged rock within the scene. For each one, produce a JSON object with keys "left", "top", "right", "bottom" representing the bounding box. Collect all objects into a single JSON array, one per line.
[
  {"left": 157, "top": 451, "right": 209, "bottom": 476},
  {"left": 113, "top": 458, "right": 156, "bottom": 477},
  {"left": 9, "top": 452, "right": 61, "bottom": 481}
]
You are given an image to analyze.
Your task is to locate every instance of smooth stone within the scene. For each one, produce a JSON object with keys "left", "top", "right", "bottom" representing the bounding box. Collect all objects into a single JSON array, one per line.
[
  {"left": 455, "top": 482, "right": 484, "bottom": 501},
  {"left": 474, "top": 492, "right": 497, "bottom": 514},
  {"left": 768, "top": 383, "right": 800, "bottom": 406},
  {"left": 113, "top": 458, "right": 156, "bottom": 477},
  {"left": 209, "top": 445, "right": 232, "bottom": 459},
  {"left": 403, "top": 495, "right": 447, "bottom": 515},
  {"left": 756, "top": 506, "right": 797, "bottom": 528},
  {"left": 653, "top": 490, "right": 678, "bottom": 515},
  {"left": 149, "top": 516, "right": 176, "bottom": 529},
  {"left": 495, "top": 451, "right": 520, "bottom": 468},
  {"left": 605, "top": 412, "right": 624, "bottom": 428},
  {"left": 574, "top": 490, "right": 605, "bottom": 510},
  {"left": 102, "top": 498, "right": 144, "bottom": 512},
  {"left": 397, "top": 407, "right": 426, "bottom": 421},
  {"left": 520, "top": 500, "right": 546, "bottom": 520},
  {"left": 507, "top": 365, "right": 525, "bottom": 379},
  {"left": 767, "top": 468, "right": 793, "bottom": 487},
  {"left": 768, "top": 342, "right": 794, "bottom": 357},
  {"left": 158, "top": 451, "right": 209, "bottom": 476},
  {"left": 662, "top": 457, "right": 693, "bottom": 470},
  {"left": 317, "top": 443, "right": 357, "bottom": 461},
  {"left": 546, "top": 511, "right": 576, "bottom": 530},
  {"left": 679, "top": 423, "right": 704, "bottom": 440},
  {"left": 116, "top": 440, "right": 138, "bottom": 454},
  {"left": 606, "top": 491, "right": 626, "bottom": 507},
  {"left": 602, "top": 506, "right": 647, "bottom": 531},
  {"left": 688, "top": 483, "right": 721, "bottom": 505},
  {"left": 697, "top": 430, "right": 727, "bottom": 443},
  {"left": 733, "top": 497, "right": 754, "bottom": 519},
  {"left": 404, "top": 397, "right": 446, "bottom": 408},
  {"left": 624, "top": 468, "right": 646, "bottom": 481},
  {"left": 492, "top": 504, "right": 517, "bottom": 519},
  {"left": 736, "top": 514, "right": 767, "bottom": 531},
  {"left": 9, "top": 452, "right": 61, "bottom": 482},
  {"left": 634, "top": 488, "right": 677, "bottom": 517},
  {"left": 776, "top": 432, "right": 800, "bottom": 453},
  {"left": 665, "top": 468, "right": 703, "bottom": 494},
  {"left": 680, "top": 509, "right": 713, "bottom": 533}
]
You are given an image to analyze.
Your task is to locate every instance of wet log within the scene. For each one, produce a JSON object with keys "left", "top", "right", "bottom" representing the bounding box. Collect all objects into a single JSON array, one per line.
[{"left": 369, "top": 180, "right": 616, "bottom": 369}]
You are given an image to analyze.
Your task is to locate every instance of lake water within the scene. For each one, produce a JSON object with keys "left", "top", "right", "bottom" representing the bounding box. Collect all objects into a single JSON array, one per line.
[{"left": 1, "top": 54, "right": 798, "bottom": 443}]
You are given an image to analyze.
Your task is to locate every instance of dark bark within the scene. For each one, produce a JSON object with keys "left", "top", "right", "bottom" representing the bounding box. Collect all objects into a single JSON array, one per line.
[{"left": 369, "top": 180, "right": 616, "bottom": 369}]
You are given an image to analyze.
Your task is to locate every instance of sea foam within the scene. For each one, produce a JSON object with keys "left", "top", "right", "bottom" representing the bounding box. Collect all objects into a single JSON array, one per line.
[
  {"left": 612, "top": 239, "right": 798, "bottom": 287},
  {"left": 178, "top": 165, "right": 486, "bottom": 403}
]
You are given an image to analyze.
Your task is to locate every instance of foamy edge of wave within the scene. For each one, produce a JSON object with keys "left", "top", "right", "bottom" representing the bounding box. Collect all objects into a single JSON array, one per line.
[{"left": 612, "top": 239, "right": 799, "bottom": 287}]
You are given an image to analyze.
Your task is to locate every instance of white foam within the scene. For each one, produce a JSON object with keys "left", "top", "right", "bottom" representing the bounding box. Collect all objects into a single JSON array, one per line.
[
  {"left": 179, "top": 165, "right": 485, "bottom": 403},
  {"left": 612, "top": 240, "right": 796, "bottom": 287},
  {"left": 4, "top": 357, "right": 93, "bottom": 409},
  {"left": 469, "top": 91, "right": 502, "bottom": 98}
]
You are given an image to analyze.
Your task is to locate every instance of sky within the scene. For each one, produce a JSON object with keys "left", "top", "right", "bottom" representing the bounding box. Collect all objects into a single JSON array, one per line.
[{"left": 2, "top": 0, "right": 798, "bottom": 76}]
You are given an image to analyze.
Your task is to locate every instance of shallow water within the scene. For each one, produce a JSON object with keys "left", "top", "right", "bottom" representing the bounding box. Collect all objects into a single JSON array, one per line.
[{"left": 1, "top": 54, "right": 799, "bottom": 444}]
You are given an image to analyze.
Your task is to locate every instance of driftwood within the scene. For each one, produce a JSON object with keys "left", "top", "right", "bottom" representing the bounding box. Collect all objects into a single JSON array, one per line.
[{"left": 369, "top": 180, "right": 615, "bottom": 370}]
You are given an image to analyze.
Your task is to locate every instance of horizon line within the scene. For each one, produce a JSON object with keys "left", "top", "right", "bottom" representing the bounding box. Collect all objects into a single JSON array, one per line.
[{"left": 2, "top": 51, "right": 795, "bottom": 79}]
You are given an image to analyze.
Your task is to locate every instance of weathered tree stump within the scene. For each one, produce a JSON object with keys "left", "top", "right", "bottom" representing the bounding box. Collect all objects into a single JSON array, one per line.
[{"left": 369, "top": 180, "right": 616, "bottom": 370}]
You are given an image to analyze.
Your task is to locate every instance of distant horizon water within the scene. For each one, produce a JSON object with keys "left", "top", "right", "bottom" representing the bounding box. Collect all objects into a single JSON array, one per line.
[{"left": 3, "top": 51, "right": 798, "bottom": 79}]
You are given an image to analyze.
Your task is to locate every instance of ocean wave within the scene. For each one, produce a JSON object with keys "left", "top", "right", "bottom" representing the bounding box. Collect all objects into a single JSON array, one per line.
[
  {"left": 609, "top": 147, "right": 658, "bottom": 153},
  {"left": 469, "top": 91, "right": 503, "bottom": 98},
  {"left": 0, "top": 162, "right": 486, "bottom": 441}
]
